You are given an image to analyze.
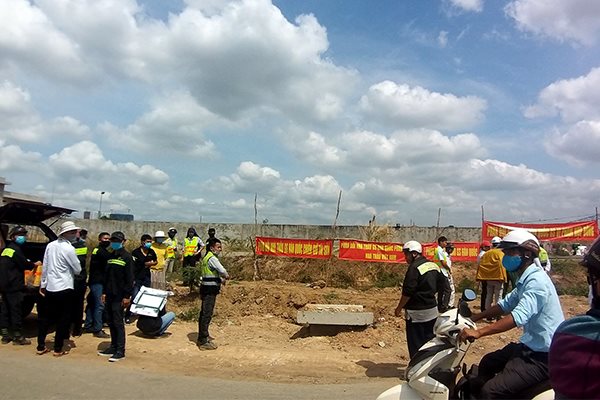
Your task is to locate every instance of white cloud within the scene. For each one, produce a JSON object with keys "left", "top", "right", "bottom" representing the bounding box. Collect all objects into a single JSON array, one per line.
[
  {"left": 0, "top": 0, "right": 91, "bottom": 82},
  {"left": 359, "top": 81, "right": 487, "bottom": 131},
  {"left": 220, "top": 161, "right": 281, "bottom": 194},
  {"left": 438, "top": 31, "right": 449, "bottom": 48},
  {"left": 289, "top": 128, "right": 486, "bottom": 172},
  {"left": 101, "top": 91, "right": 218, "bottom": 157},
  {"left": 0, "top": 81, "right": 90, "bottom": 142},
  {"left": 545, "top": 120, "right": 600, "bottom": 166},
  {"left": 505, "top": 0, "right": 600, "bottom": 46},
  {"left": 0, "top": 140, "right": 42, "bottom": 171},
  {"left": 49, "top": 140, "right": 169, "bottom": 185},
  {"left": 524, "top": 67, "right": 600, "bottom": 122},
  {"left": 445, "top": 0, "right": 483, "bottom": 13},
  {"left": 162, "top": 2, "right": 357, "bottom": 122}
]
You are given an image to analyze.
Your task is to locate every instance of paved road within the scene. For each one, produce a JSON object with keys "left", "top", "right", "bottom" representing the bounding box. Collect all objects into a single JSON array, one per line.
[{"left": 0, "top": 348, "right": 395, "bottom": 400}]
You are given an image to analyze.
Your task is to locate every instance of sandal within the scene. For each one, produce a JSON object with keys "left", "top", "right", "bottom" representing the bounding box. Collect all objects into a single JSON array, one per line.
[
  {"left": 36, "top": 347, "right": 50, "bottom": 355},
  {"left": 53, "top": 350, "right": 69, "bottom": 357}
]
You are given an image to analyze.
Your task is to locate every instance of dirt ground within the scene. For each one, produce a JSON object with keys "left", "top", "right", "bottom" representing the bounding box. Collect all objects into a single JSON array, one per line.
[{"left": 10, "top": 262, "right": 591, "bottom": 385}]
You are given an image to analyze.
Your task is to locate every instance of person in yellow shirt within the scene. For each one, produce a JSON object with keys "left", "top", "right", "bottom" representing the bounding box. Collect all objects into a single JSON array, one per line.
[
  {"left": 476, "top": 237, "right": 507, "bottom": 313},
  {"left": 150, "top": 231, "right": 168, "bottom": 290}
]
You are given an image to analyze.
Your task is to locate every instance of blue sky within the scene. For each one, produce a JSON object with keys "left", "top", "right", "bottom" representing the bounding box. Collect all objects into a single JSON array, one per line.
[{"left": 1, "top": 0, "right": 600, "bottom": 226}]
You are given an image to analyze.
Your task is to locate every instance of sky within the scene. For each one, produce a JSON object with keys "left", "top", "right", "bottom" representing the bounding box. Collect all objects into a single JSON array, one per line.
[{"left": 1, "top": 0, "right": 600, "bottom": 227}]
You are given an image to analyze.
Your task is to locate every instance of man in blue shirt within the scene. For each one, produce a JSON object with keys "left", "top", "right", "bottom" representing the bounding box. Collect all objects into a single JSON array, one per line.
[{"left": 459, "top": 230, "right": 564, "bottom": 399}]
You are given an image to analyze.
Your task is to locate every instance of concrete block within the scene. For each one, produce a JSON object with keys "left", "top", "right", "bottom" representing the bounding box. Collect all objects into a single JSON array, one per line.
[{"left": 297, "top": 304, "right": 374, "bottom": 326}]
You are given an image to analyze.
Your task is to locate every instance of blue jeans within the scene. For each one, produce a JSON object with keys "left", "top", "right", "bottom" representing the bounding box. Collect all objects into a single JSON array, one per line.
[
  {"left": 84, "top": 283, "right": 104, "bottom": 332},
  {"left": 158, "top": 312, "right": 176, "bottom": 336}
]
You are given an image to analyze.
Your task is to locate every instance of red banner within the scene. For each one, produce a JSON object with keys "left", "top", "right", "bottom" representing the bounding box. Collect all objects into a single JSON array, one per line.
[
  {"left": 483, "top": 220, "right": 598, "bottom": 242},
  {"left": 423, "top": 242, "right": 479, "bottom": 262},
  {"left": 256, "top": 236, "right": 332, "bottom": 259},
  {"left": 338, "top": 239, "right": 405, "bottom": 263}
]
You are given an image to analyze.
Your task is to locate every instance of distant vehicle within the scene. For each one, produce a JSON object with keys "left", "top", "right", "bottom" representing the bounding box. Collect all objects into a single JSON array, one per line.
[
  {"left": 108, "top": 213, "right": 134, "bottom": 221},
  {"left": 0, "top": 201, "right": 75, "bottom": 316}
]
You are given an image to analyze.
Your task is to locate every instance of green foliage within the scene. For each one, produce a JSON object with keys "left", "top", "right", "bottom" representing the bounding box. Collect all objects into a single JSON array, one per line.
[
  {"left": 330, "top": 270, "right": 354, "bottom": 289},
  {"left": 323, "top": 291, "right": 339, "bottom": 302},
  {"left": 182, "top": 265, "right": 202, "bottom": 290},
  {"left": 221, "top": 235, "right": 252, "bottom": 252},
  {"left": 374, "top": 270, "right": 403, "bottom": 288},
  {"left": 456, "top": 277, "right": 476, "bottom": 294},
  {"left": 178, "top": 306, "right": 199, "bottom": 322}
]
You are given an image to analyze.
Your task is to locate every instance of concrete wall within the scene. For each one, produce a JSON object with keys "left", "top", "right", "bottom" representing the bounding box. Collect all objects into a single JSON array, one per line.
[{"left": 67, "top": 218, "right": 481, "bottom": 244}]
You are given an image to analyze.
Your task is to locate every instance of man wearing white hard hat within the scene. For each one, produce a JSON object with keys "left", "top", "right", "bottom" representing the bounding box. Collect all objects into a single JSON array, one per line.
[
  {"left": 394, "top": 240, "right": 446, "bottom": 358},
  {"left": 150, "top": 231, "right": 168, "bottom": 290},
  {"left": 37, "top": 221, "right": 82, "bottom": 356},
  {"left": 459, "top": 230, "right": 564, "bottom": 399}
]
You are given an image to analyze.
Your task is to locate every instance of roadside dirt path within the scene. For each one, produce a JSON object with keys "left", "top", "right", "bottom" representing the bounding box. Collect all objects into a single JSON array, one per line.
[{"left": 10, "top": 276, "right": 590, "bottom": 386}]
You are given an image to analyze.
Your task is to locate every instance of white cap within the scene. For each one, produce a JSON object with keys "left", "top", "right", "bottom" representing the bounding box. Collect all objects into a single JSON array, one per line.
[
  {"left": 491, "top": 236, "right": 502, "bottom": 245},
  {"left": 403, "top": 240, "right": 422, "bottom": 253},
  {"left": 58, "top": 221, "right": 80, "bottom": 236},
  {"left": 154, "top": 230, "right": 166, "bottom": 238}
]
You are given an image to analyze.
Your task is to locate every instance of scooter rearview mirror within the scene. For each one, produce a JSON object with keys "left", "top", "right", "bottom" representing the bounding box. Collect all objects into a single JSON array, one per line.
[{"left": 462, "top": 288, "right": 476, "bottom": 302}]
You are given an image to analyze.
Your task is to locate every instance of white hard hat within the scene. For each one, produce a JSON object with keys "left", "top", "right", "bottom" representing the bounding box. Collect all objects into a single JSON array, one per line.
[
  {"left": 154, "top": 230, "right": 166, "bottom": 238},
  {"left": 499, "top": 230, "right": 540, "bottom": 255},
  {"left": 403, "top": 240, "right": 422, "bottom": 254},
  {"left": 491, "top": 236, "right": 502, "bottom": 245}
]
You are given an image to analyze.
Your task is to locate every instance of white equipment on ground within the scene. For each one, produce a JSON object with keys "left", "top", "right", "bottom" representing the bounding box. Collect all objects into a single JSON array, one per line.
[{"left": 130, "top": 286, "right": 169, "bottom": 317}]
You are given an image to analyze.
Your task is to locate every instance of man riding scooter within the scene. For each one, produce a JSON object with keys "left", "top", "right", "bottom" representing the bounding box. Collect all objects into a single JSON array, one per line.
[{"left": 459, "top": 230, "right": 564, "bottom": 399}]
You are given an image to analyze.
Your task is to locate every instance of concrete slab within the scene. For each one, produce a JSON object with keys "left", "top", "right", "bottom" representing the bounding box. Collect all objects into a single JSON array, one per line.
[{"left": 297, "top": 304, "right": 374, "bottom": 326}]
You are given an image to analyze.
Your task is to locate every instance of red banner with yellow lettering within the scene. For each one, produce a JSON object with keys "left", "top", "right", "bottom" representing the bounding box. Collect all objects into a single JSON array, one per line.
[
  {"left": 256, "top": 236, "right": 333, "bottom": 259},
  {"left": 338, "top": 239, "right": 406, "bottom": 263},
  {"left": 483, "top": 220, "right": 598, "bottom": 242},
  {"left": 422, "top": 242, "right": 480, "bottom": 262}
]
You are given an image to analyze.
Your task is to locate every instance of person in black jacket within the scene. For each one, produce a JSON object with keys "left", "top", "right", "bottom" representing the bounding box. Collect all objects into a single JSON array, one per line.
[
  {"left": 126, "top": 234, "right": 157, "bottom": 323},
  {"left": 394, "top": 240, "right": 445, "bottom": 358},
  {"left": 83, "top": 232, "right": 111, "bottom": 338},
  {"left": 0, "top": 226, "right": 40, "bottom": 345},
  {"left": 98, "top": 231, "right": 133, "bottom": 362}
]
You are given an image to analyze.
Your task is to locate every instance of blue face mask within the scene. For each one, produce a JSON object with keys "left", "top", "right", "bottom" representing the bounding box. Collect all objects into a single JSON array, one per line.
[
  {"left": 144, "top": 242, "right": 152, "bottom": 249},
  {"left": 502, "top": 255, "right": 523, "bottom": 272},
  {"left": 15, "top": 236, "right": 26, "bottom": 245},
  {"left": 111, "top": 242, "right": 123, "bottom": 251}
]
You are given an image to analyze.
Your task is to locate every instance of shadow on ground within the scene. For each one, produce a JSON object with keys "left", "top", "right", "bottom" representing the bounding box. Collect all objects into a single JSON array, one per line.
[{"left": 355, "top": 360, "right": 405, "bottom": 378}]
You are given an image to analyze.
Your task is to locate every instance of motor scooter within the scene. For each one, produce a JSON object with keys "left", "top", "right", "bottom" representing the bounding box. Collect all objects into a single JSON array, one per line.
[
  {"left": 377, "top": 289, "right": 477, "bottom": 400},
  {"left": 377, "top": 289, "right": 555, "bottom": 400}
]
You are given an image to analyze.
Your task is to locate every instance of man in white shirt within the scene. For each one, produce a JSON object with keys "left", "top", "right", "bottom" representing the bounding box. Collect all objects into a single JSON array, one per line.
[{"left": 37, "top": 221, "right": 82, "bottom": 356}]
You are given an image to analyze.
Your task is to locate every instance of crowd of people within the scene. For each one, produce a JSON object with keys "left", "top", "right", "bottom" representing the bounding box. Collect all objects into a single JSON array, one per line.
[
  {"left": 395, "top": 231, "right": 600, "bottom": 399},
  {"left": 0, "top": 221, "right": 229, "bottom": 362}
]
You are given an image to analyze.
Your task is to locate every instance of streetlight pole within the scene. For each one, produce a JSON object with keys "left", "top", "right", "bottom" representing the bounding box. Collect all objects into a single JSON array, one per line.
[{"left": 98, "top": 191, "right": 105, "bottom": 219}]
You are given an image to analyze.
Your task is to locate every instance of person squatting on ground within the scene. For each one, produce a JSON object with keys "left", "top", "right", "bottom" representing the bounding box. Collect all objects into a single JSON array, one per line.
[
  {"left": 197, "top": 238, "right": 229, "bottom": 350},
  {"left": 136, "top": 306, "right": 176, "bottom": 338},
  {"left": 0, "top": 226, "right": 40, "bottom": 345},
  {"left": 164, "top": 227, "right": 178, "bottom": 275},
  {"left": 395, "top": 240, "right": 446, "bottom": 358},
  {"left": 433, "top": 236, "right": 453, "bottom": 311},
  {"left": 37, "top": 221, "right": 82, "bottom": 356},
  {"left": 83, "top": 232, "right": 111, "bottom": 338},
  {"left": 548, "top": 234, "right": 600, "bottom": 399},
  {"left": 98, "top": 231, "right": 134, "bottom": 362},
  {"left": 476, "top": 237, "right": 507, "bottom": 313},
  {"left": 71, "top": 230, "right": 88, "bottom": 337},
  {"left": 150, "top": 230, "right": 168, "bottom": 290},
  {"left": 127, "top": 234, "right": 157, "bottom": 323},
  {"left": 459, "top": 229, "right": 564, "bottom": 399}
]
